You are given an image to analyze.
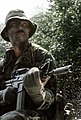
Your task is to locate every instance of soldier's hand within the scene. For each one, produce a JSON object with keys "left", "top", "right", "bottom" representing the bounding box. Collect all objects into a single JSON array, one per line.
[
  {"left": 23, "top": 67, "right": 45, "bottom": 104},
  {"left": 3, "top": 87, "right": 17, "bottom": 105},
  {"left": 23, "top": 67, "right": 42, "bottom": 90}
]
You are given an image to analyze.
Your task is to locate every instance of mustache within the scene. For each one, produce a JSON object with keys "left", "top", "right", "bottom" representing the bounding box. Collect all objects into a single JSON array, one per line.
[{"left": 16, "top": 29, "right": 25, "bottom": 33}]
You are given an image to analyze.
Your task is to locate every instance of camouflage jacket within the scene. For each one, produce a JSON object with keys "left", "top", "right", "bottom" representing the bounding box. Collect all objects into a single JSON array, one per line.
[{"left": 0, "top": 43, "right": 57, "bottom": 119}]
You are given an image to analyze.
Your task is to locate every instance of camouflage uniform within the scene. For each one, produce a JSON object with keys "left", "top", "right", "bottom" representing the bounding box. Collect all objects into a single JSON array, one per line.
[
  {"left": 0, "top": 9, "right": 68, "bottom": 120},
  {"left": 0, "top": 43, "right": 57, "bottom": 120}
]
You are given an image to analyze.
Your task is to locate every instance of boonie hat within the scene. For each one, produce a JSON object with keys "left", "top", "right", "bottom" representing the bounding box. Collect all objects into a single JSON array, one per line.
[{"left": 1, "top": 9, "right": 37, "bottom": 42}]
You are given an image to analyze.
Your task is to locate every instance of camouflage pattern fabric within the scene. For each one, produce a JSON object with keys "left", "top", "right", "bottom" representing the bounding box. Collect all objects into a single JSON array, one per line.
[
  {"left": 0, "top": 43, "right": 66, "bottom": 120},
  {"left": 0, "top": 110, "right": 46, "bottom": 120}
]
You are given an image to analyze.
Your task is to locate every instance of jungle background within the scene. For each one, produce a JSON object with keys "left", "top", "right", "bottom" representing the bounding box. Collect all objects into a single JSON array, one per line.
[{"left": 0, "top": 0, "right": 81, "bottom": 119}]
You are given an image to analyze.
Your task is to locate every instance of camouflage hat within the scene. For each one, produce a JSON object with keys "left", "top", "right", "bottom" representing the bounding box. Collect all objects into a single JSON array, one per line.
[{"left": 1, "top": 9, "right": 37, "bottom": 42}]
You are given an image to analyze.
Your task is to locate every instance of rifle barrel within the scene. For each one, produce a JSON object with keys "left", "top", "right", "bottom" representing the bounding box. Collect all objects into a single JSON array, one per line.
[{"left": 48, "top": 65, "right": 72, "bottom": 75}]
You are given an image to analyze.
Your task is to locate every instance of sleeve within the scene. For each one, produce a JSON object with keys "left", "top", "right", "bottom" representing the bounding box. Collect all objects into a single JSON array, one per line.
[
  {"left": 0, "top": 51, "right": 11, "bottom": 90},
  {"left": 0, "top": 49, "right": 15, "bottom": 90},
  {"left": 0, "top": 59, "right": 5, "bottom": 90},
  {"left": 36, "top": 49, "right": 57, "bottom": 110}
]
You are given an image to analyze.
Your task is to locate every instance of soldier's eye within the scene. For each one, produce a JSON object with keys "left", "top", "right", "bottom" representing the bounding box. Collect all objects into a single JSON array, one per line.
[
  {"left": 11, "top": 22, "right": 17, "bottom": 27},
  {"left": 21, "top": 21, "right": 29, "bottom": 28},
  {"left": 8, "top": 22, "right": 17, "bottom": 29}
]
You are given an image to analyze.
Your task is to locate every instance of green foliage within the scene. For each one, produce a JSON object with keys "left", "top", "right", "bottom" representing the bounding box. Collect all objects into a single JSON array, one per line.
[
  {"left": 31, "top": 0, "right": 81, "bottom": 118},
  {"left": 48, "top": 0, "right": 81, "bottom": 118},
  {"left": 31, "top": 12, "right": 58, "bottom": 51},
  {"left": 0, "top": 23, "right": 11, "bottom": 60}
]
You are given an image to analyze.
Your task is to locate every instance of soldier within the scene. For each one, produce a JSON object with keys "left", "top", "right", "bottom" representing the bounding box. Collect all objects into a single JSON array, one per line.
[
  {"left": 0, "top": 9, "right": 57, "bottom": 120},
  {"left": 0, "top": 9, "right": 67, "bottom": 120}
]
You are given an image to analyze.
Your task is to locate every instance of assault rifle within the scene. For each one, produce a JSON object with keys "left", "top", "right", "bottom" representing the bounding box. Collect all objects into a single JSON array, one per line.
[
  {"left": 5, "top": 65, "right": 72, "bottom": 87},
  {"left": 5, "top": 65, "right": 72, "bottom": 110}
]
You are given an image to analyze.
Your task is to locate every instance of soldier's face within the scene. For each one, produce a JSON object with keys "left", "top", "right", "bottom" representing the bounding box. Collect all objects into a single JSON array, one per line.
[{"left": 6, "top": 18, "right": 30, "bottom": 46}]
